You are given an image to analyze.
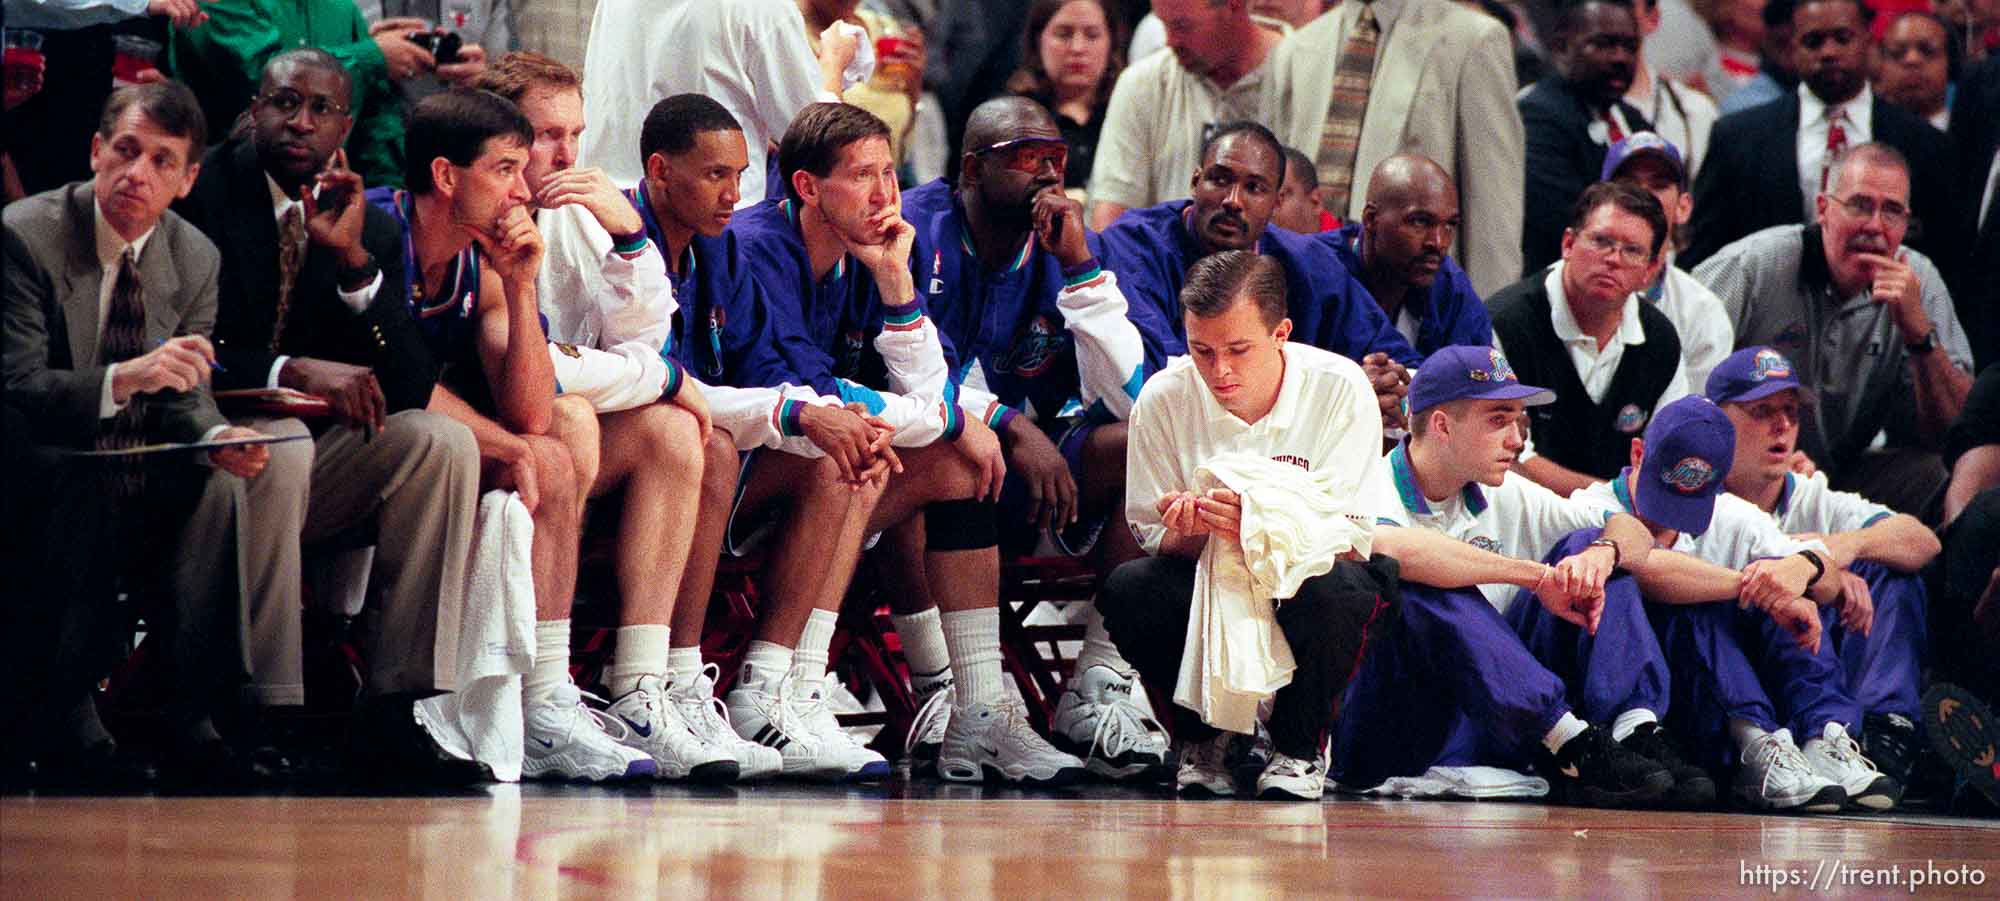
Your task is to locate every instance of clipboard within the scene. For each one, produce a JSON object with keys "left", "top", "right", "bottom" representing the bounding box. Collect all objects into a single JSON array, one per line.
[
  {"left": 65, "top": 432, "right": 312, "bottom": 457},
  {"left": 213, "top": 388, "right": 334, "bottom": 418}
]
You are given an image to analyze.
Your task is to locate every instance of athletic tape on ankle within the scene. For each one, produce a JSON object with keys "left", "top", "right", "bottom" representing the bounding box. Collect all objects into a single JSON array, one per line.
[{"left": 924, "top": 499, "right": 999, "bottom": 550}]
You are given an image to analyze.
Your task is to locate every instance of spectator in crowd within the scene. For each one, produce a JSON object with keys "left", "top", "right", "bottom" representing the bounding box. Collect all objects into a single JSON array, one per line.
[
  {"left": 1698, "top": 0, "right": 1770, "bottom": 101},
  {"left": 1705, "top": 345, "right": 1939, "bottom": 791},
  {"left": 1519, "top": 0, "right": 1654, "bottom": 275},
  {"left": 927, "top": 0, "right": 1032, "bottom": 165},
  {"left": 1715, "top": 0, "right": 1801, "bottom": 114},
  {"left": 797, "top": 0, "right": 927, "bottom": 166},
  {"left": 1685, "top": 0, "right": 1960, "bottom": 273},
  {"left": 513, "top": 0, "right": 594, "bottom": 70},
  {"left": 1951, "top": 23, "right": 1999, "bottom": 370},
  {"left": 578, "top": 0, "right": 858, "bottom": 206},
  {"left": 1271, "top": 145, "right": 1334, "bottom": 233},
  {"left": 1872, "top": 11, "right": 1955, "bottom": 131},
  {"left": 4, "top": 0, "right": 210, "bottom": 196},
  {"left": 1600, "top": 132, "right": 1733, "bottom": 389},
  {"left": 1266, "top": 0, "right": 1525, "bottom": 296},
  {"left": 168, "top": 0, "right": 485, "bottom": 190},
  {"left": 1004, "top": 0, "right": 1129, "bottom": 195},
  {"left": 1094, "top": 121, "right": 1421, "bottom": 424},
  {"left": 1642, "top": 0, "right": 1720, "bottom": 86},
  {"left": 1693, "top": 142, "right": 1973, "bottom": 520},
  {"left": 3, "top": 81, "right": 276, "bottom": 787},
  {"left": 170, "top": 50, "right": 486, "bottom": 786},
  {"left": 1491, "top": 182, "right": 1689, "bottom": 498},
  {"left": 361, "top": 2, "right": 504, "bottom": 105},
  {"left": 1321, "top": 153, "right": 1494, "bottom": 357},
  {"left": 1627, "top": 0, "right": 1720, "bottom": 177},
  {"left": 1085, "top": 0, "right": 1289, "bottom": 230}
]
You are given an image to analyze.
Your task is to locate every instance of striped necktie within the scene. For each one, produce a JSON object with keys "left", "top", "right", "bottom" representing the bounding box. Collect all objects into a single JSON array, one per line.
[
  {"left": 97, "top": 250, "right": 148, "bottom": 497},
  {"left": 1819, "top": 108, "right": 1850, "bottom": 194},
  {"left": 270, "top": 202, "right": 307, "bottom": 353},
  {"left": 1317, "top": 1, "right": 1380, "bottom": 217}
]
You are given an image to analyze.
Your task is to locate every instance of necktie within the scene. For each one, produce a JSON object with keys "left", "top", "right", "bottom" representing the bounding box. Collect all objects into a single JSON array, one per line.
[
  {"left": 1820, "top": 108, "right": 1849, "bottom": 194},
  {"left": 1317, "top": 1, "right": 1379, "bottom": 217},
  {"left": 97, "top": 250, "right": 148, "bottom": 497},
  {"left": 1602, "top": 107, "right": 1626, "bottom": 143},
  {"left": 270, "top": 203, "right": 307, "bottom": 353}
]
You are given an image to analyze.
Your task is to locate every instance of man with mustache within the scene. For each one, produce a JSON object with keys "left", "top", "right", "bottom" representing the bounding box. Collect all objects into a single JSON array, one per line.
[
  {"left": 730, "top": 102, "right": 1060, "bottom": 784},
  {"left": 1318, "top": 153, "right": 1492, "bottom": 357},
  {"left": 1705, "top": 346, "right": 1939, "bottom": 791},
  {"left": 1694, "top": 142, "right": 1972, "bottom": 522},
  {"left": 898, "top": 96, "right": 1165, "bottom": 782},
  {"left": 1518, "top": 0, "right": 1653, "bottom": 273},
  {"left": 1490, "top": 182, "right": 1689, "bottom": 499},
  {"left": 1095, "top": 121, "right": 1420, "bottom": 430}
]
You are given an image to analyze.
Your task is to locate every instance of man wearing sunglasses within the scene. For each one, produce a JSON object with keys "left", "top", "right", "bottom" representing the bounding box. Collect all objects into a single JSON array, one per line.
[
  {"left": 898, "top": 96, "right": 1173, "bottom": 782},
  {"left": 1694, "top": 142, "right": 1972, "bottom": 523}
]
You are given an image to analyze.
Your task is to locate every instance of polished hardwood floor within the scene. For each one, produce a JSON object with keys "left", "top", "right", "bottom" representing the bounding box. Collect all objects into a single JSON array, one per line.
[{"left": 4, "top": 782, "right": 1995, "bottom": 898}]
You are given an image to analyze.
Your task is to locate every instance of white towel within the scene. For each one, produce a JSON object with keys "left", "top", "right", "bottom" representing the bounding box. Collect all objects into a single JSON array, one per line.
[
  {"left": 416, "top": 490, "right": 537, "bottom": 782},
  {"left": 1339, "top": 766, "right": 1551, "bottom": 800},
  {"left": 1175, "top": 453, "right": 1375, "bottom": 734}
]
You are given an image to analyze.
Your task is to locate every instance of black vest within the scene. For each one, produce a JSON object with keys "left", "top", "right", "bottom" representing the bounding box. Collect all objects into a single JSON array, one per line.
[{"left": 1489, "top": 270, "right": 1683, "bottom": 480}]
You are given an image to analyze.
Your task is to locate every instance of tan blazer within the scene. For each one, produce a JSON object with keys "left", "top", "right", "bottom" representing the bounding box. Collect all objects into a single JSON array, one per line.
[
  {"left": 2, "top": 181, "right": 225, "bottom": 447},
  {"left": 1263, "top": 0, "right": 1525, "bottom": 297}
]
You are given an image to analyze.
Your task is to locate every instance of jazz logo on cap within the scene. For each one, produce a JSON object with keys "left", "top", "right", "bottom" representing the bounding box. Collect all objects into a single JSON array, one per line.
[
  {"left": 1660, "top": 456, "right": 1717, "bottom": 494},
  {"left": 1615, "top": 403, "right": 1650, "bottom": 433},
  {"left": 1469, "top": 348, "right": 1519, "bottom": 382},
  {"left": 1752, "top": 348, "right": 1792, "bottom": 380}
]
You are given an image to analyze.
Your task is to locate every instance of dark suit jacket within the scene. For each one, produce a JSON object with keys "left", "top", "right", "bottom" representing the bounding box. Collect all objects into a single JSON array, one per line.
[
  {"left": 1949, "top": 58, "right": 1999, "bottom": 370},
  {"left": 1518, "top": 76, "right": 1653, "bottom": 277},
  {"left": 1684, "top": 91, "right": 1960, "bottom": 276},
  {"left": 174, "top": 137, "right": 435, "bottom": 413},
  {"left": 3, "top": 182, "right": 226, "bottom": 447}
]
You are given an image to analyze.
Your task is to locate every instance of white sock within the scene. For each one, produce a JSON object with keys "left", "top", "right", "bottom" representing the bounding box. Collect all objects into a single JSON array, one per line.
[
  {"left": 526, "top": 618, "right": 571, "bottom": 705},
  {"left": 894, "top": 607, "right": 955, "bottom": 700},
  {"left": 1541, "top": 711, "right": 1591, "bottom": 755},
  {"left": 666, "top": 646, "right": 704, "bottom": 688},
  {"left": 793, "top": 607, "right": 839, "bottom": 684},
  {"left": 1073, "top": 604, "right": 1128, "bottom": 677},
  {"left": 606, "top": 624, "right": 671, "bottom": 697},
  {"left": 740, "top": 641, "right": 794, "bottom": 687},
  {"left": 941, "top": 607, "right": 1004, "bottom": 710},
  {"left": 1729, "top": 717, "right": 1771, "bottom": 751},
  {"left": 1610, "top": 708, "right": 1658, "bottom": 743}
]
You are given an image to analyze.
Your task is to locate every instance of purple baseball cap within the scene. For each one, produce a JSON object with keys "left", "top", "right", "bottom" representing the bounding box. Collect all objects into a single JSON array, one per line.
[
  {"left": 1601, "top": 131, "right": 1687, "bottom": 187},
  {"left": 1407, "top": 345, "right": 1556, "bottom": 416},
  {"left": 1705, "top": 345, "right": 1815, "bottom": 405},
  {"left": 1634, "top": 396, "right": 1735, "bottom": 535}
]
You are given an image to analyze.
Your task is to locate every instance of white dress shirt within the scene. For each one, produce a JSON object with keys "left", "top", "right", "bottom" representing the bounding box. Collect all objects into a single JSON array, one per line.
[
  {"left": 1797, "top": 83, "right": 1873, "bottom": 221},
  {"left": 92, "top": 202, "right": 231, "bottom": 445}
]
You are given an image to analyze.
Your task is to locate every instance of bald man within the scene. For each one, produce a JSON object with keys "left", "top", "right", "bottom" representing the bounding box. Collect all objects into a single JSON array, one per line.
[
  {"left": 900, "top": 96, "right": 1171, "bottom": 782},
  {"left": 1318, "top": 154, "right": 1492, "bottom": 357}
]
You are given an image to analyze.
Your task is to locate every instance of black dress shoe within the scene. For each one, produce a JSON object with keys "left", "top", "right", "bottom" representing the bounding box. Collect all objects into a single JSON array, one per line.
[
  {"left": 344, "top": 696, "right": 493, "bottom": 787},
  {"left": 158, "top": 734, "right": 246, "bottom": 790},
  {"left": 37, "top": 739, "right": 157, "bottom": 792}
]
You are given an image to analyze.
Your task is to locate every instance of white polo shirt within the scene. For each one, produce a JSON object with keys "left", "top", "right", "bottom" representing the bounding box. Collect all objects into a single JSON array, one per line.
[
  {"left": 1570, "top": 471, "right": 1826, "bottom": 568},
  {"left": 1126, "top": 342, "right": 1386, "bottom": 555},
  {"left": 1760, "top": 471, "right": 1893, "bottom": 536},
  {"left": 1378, "top": 441, "right": 1605, "bottom": 612}
]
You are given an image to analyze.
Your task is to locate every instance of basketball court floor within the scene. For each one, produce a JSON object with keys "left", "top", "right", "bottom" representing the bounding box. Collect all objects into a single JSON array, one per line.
[{"left": 4, "top": 781, "right": 1995, "bottom": 898}]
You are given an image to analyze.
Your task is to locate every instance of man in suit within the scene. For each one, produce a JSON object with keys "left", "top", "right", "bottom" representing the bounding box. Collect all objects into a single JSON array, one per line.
[
  {"left": 1948, "top": 53, "right": 1999, "bottom": 370},
  {"left": 1684, "top": 0, "right": 1959, "bottom": 276},
  {"left": 1518, "top": 0, "right": 1654, "bottom": 275},
  {"left": 1263, "top": 0, "right": 1525, "bottom": 296},
  {"left": 2, "top": 82, "right": 273, "bottom": 786},
  {"left": 172, "top": 49, "right": 488, "bottom": 785}
]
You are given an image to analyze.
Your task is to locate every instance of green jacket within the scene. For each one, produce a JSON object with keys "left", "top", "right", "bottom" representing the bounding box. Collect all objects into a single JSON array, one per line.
[{"left": 168, "top": 0, "right": 405, "bottom": 188}]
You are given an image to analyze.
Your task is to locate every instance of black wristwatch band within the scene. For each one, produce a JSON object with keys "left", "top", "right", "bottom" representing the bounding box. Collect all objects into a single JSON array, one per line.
[
  {"left": 1796, "top": 549, "right": 1826, "bottom": 588},
  {"left": 337, "top": 253, "right": 380, "bottom": 292},
  {"left": 1904, "top": 328, "right": 1938, "bottom": 356},
  {"left": 1588, "top": 538, "right": 1622, "bottom": 570}
]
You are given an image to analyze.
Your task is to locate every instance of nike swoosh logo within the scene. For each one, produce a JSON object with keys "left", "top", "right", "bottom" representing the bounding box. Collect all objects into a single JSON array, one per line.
[
  {"left": 978, "top": 744, "right": 1001, "bottom": 757},
  {"left": 535, "top": 736, "right": 555, "bottom": 749},
  {"left": 622, "top": 716, "right": 653, "bottom": 738}
]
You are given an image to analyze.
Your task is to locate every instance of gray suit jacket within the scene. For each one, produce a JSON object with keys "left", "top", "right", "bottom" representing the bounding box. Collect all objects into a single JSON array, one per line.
[
  {"left": 3, "top": 181, "right": 226, "bottom": 447},
  {"left": 1262, "top": 0, "right": 1525, "bottom": 297}
]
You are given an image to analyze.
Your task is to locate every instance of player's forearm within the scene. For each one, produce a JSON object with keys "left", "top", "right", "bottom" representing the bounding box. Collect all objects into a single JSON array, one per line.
[
  {"left": 1631, "top": 549, "right": 1743, "bottom": 605},
  {"left": 1599, "top": 513, "right": 1655, "bottom": 574},
  {"left": 1825, "top": 516, "right": 1940, "bottom": 572},
  {"left": 1372, "top": 525, "right": 1545, "bottom": 590},
  {"left": 428, "top": 384, "right": 531, "bottom": 465},
  {"left": 496, "top": 284, "right": 557, "bottom": 434}
]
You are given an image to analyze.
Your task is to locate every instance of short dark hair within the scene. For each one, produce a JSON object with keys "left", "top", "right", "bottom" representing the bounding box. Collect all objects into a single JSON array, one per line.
[
  {"left": 1762, "top": 0, "right": 1798, "bottom": 29},
  {"left": 1198, "top": 120, "right": 1284, "bottom": 181},
  {"left": 262, "top": 47, "right": 351, "bottom": 97},
  {"left": 470, "top": 51, "right": 581, "bottom": 106},
  {"left": 1181, "top": 250, "right": 1287, "bottom": 328},
  {"left": 98, "top": 81, "right": 207, "bottom": 158},
  {"left": 777, "top": 102, "right": 891, "bottom": 203},
  {"left": 403, "top": 89, "right": 534, "bottom": 195},
  {"left": 1791, "top": 0, "right": 1871, "bottom": 28},
  {"left": 1280, "top": 146, "right": 1318, "bottom": 191},
  {"left": 1569, "top": 181, "right": 1669, "bottom": 258},
  {"left": 641, "top": 93, "right": 744, "bottom": 165},
  {"left": 1554, "top": 0, "right": 1637, "bottom": 38}
]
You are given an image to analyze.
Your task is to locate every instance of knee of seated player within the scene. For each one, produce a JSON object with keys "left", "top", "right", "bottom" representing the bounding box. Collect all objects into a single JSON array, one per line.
[
  {"left": 700, "top": 428, "right": 741, "bottom": 503},
  {"left": 523, "top": 433, "right": 580, "bottom": 516},
  {"left": 633, "top": 401, "right": 704, "bottom": 475},
  {"left": 903, "top": 441, "right": 981, "bottom": 503},
  {"left": 1082, "top": 421, "right": 1129, "bottom": 487},
  {"left": 548, "top": 394, "right": 600, "bottom": 481}
]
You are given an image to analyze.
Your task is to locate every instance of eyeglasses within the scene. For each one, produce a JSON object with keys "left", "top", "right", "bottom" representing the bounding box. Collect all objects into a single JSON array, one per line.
[
  {"left": 259, "top": 88, "right": 350, "bottom": 121},
  {"left": 971, "top": 136, "right": 1067, "bottom": 175},
  {"left": 1824, "top": 193, "right": 1910, "bottom": 228},
  {"left": 1578, "top": 231, "right": 1652, "bottom": 265}
]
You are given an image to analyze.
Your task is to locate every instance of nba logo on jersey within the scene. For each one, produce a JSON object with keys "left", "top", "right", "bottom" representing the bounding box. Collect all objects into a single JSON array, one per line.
[
  {"left": 1614, "top": 403, "right": 1649, "bottom": 433},
  {"left": 1752, "top": 349, "right": 1791, "bottom": 380},
  {"left": 1660, "top": 456, "right": 1716, "bottom": 494}
]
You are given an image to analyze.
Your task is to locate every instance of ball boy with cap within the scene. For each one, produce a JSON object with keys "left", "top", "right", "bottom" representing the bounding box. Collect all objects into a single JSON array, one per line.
[
  {"left": 1568, "top": 396, "right": 1900, "bottom": 812},
  {"left": 1707, "top": 345, "right": 1938, "bottom": 788}
]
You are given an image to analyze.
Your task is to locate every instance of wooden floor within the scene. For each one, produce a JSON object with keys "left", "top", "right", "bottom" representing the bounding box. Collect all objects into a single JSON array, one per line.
[{"left": 4, "top": 783, "right": 1996, "bottom": 898}]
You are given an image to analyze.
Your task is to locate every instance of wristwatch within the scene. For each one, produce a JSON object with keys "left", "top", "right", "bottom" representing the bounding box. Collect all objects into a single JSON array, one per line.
[
  {"left": 1587, "top": 538, "right": 1622, "bottom": 570},
  {"left": 337, "top": 252, "right": 380, "bottom": 293},
  {"left": 1904, "top": 328, "right": 1938, "bottom": 357}
]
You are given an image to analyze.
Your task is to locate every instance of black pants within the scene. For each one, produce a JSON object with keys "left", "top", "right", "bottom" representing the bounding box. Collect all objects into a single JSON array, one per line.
[
  {"left": 1096, "top": 553, "right": 1403, "bottom": 759},
  {"left": 1936, "top": 487, "right": 2000, "bottom": 701}
]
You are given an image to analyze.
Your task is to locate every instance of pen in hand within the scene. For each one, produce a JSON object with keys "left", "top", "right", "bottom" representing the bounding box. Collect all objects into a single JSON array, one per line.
[{"left": 155, "top": 337, "right": 227, "bottom": 373}]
